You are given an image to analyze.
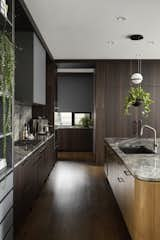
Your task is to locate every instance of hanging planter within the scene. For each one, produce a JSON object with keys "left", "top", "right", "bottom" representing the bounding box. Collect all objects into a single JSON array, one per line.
[
  {"left": 132, "top": 98, "right": 143, "bottom": 107},
  {"left": 124, "top": 86, "right": 153, "bottom": 116},
  {"left": 0, "top": 32, "right": 15, "bottom": 161}
]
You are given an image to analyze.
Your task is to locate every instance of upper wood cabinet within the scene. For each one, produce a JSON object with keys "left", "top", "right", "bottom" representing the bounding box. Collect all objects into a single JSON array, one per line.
[{"left": 15, "top": 32, "right": 46, "bottom": 105}]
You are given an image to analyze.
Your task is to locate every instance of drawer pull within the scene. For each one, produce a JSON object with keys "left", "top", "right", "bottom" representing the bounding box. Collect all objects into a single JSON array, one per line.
[
  {"left": 117, "top": 177, "right": 125, "bottom": 183},
  {"left": 124, "top": 170, "right": 131, "bottom": 176}
]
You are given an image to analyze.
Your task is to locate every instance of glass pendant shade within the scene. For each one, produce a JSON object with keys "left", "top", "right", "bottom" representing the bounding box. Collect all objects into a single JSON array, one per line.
[{"left": 131, "top": 72, "right": 143, "bottom": 84}]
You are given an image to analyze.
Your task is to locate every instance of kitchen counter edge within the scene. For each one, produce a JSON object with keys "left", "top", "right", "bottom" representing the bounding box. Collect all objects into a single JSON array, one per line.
[
  {"left": 104, "top": 137, "right": 160, "bottom": 182},
  {"left": 14, "top": 134, "right": 54, "bottom": 168}
]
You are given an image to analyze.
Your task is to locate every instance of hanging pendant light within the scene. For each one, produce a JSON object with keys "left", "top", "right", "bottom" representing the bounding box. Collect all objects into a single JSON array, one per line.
[
  {"left": 131, "top": 59, "right": 143, "bottom": 84},
  {"left": 131, "top": 72, "right": 143, "bottom": 84}
]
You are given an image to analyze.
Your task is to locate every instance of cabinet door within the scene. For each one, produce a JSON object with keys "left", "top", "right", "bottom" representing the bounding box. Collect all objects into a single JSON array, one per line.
[
  {"left": 106, "top": 146, "right": 135, "bottom": 239},
  {"left": 122, "top": 166, "right": 135, "bottom": 238},
  {"left": 15, "top": 32, "right": 46, "bottom": 105},
  {"left": 21, "top": 157, "right": 34, "bottom": 216},
  {"left": 37, "top": 146, "right": 47, "bottom": 188},
  {"left": 104, "top": 144, "right": 108, "bottom": 176},
  {"left": 15, "top": 32, "right": 33, "bottom": 104},
  {"left": 31, "top": 151, "right": 39, "bottom": 198},
  {"left": 44, "top": 137, "right": 55, "bottom": 178},
  {"left": 107, "top": 147, "right": 117, "bottom": 196},
  {"left": 114, "top": 156, "right": 135, "bottom": 238},
  {"left": 14, "top": 165, "right": 23, "bottom": 230},
  {"left": 48, "top": 137, "right": 55, "bottom": 169},
  {"left": 33, "top": 34, "right": 46, "bottom": 105},
  {"left": 115, "top": 157, "right": 126, "bottom": 213}
]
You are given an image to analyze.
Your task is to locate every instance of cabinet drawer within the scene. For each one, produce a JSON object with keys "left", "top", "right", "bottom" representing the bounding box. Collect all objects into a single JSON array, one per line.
[
  {"left": 0, "top": 191, "right": 13, "bottom": 223},
  {"left": 4, "top": 227, "right": 13, "bottom": 240},
  {"left": 0, "top": 208, "right": 13, "bottom": 240},
  {"left": 0, "top": 173, "right": 13, "bottom": 202}
]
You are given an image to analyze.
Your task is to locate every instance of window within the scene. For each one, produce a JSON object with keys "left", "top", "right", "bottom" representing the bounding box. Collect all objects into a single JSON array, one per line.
[
  {"left": 55, "top": 112, "right": 72, "bottom": 126},
  {"left": 55, "top": 112, "right": 92, "bottom": 126},
  {"left": 74, "top": 113, "right": 91, "bottom": 126}
]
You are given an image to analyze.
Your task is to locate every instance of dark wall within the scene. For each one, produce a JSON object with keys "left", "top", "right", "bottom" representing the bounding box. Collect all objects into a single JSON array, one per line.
[
  {"left": 95, "top": 60, "right": 160, "bottom": 164},
  {"left": 57, "top": 74, "right": 93, "bottom": 112}
]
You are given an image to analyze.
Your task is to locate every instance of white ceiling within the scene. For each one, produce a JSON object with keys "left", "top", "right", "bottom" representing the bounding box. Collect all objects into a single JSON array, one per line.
[{"left": 24, "top": 0, "right": 160, "bottom": 59}]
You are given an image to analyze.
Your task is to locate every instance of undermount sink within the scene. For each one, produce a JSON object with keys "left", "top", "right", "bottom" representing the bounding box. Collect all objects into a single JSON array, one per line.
[
  {"left": 15, "top": 139, "right": 41, "bottom": 147},
  {"left": 119, "top": 145, "right": 154, "bottom": 154}
]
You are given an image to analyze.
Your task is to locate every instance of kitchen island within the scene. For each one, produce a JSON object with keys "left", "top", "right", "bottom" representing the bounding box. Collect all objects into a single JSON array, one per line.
[{"left": 104, "top": 138, "right": 160, "bottom": 240}]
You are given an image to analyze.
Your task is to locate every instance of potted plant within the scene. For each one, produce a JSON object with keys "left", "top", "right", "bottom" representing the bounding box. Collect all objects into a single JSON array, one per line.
[
  {"left": 80, "top": 116, "right": 93, "bottom": 128},
  {"left": 124, "top": 86, "right": 153, "bottom": 116}
]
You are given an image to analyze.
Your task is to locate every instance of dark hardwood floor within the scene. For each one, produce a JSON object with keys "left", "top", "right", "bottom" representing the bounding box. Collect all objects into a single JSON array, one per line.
[{"left": 15, "top": 161, "right": 131, "bottom": 240}]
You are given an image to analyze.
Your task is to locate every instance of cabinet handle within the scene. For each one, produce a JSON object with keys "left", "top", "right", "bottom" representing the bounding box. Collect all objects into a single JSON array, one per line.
[
  {"left": 117, "top": 177, "right": 125, "bottom": 183},
  {"left": 124, "top": 170, "right": 131, "bottom": 176}
]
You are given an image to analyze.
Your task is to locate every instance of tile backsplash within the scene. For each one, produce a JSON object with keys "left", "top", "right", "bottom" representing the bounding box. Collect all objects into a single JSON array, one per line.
[{"left": 14, "top": 101, "right": 32, "bottom": 141}]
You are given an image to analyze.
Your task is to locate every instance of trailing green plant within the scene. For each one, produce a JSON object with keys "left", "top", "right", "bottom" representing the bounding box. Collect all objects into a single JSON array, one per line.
[
  {"left": 80, "top": 116, "right": 93, "bottom": 128},
  {"left": 124, "top": 86, "right": 153, "bottom": 117},
  {"left": 0, "top": 32, "right": 15, "bottom": 159}
]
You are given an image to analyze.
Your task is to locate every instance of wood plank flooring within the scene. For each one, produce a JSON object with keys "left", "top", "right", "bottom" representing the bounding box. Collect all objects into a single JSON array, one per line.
[{"left": 15, "top": 161, "right": 131, "bottom": 240}]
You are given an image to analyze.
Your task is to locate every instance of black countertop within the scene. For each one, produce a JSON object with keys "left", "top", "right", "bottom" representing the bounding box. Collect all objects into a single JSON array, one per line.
[{"left": 14, "top": 134, "right": 55, "bottom": 168}]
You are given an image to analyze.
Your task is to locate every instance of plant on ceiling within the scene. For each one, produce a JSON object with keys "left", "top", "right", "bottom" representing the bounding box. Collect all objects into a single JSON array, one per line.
[
  {"left": 0, "top": 31, "right": 15, "bottom": 160},
  {"left": 124, "top": 85, "right": 153, "bottom": 117}
]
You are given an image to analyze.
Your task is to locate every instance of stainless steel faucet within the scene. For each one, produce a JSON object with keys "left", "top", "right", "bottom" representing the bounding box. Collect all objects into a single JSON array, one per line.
[{"left": 140, "top": 125, "right": 158, "bottom": 153}]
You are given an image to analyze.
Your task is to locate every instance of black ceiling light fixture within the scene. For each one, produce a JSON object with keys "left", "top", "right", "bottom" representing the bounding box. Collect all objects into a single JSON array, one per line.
[{"left": 128, "top": 34, "right": 144, "bottom": 41}]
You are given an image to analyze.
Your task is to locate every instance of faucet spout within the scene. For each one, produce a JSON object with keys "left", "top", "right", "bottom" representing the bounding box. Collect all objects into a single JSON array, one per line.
[{"left": 140, "top": 125, "right": 158, "bottom": 153}]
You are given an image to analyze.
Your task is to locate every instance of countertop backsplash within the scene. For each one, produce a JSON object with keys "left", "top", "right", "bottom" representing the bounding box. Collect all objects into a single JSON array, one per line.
[{"left": 14, "top": 101, "right": 32, "bottom": 141}]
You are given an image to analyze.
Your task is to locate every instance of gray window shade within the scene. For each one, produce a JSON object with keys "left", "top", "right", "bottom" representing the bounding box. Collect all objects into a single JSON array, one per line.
[{"left": 58, "top": 75, "right": 93, "bottom": 112}]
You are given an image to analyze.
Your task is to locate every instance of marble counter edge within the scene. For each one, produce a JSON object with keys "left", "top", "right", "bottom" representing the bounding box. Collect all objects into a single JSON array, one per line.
[
  {"left": 104, "top": 137, "right": 160, "bottom": 182},
  {"left": 0, "top": 167, "right": 13, "bottom": 182},
  {"left": 14, "top": 134, "right": 54, "bottom": 169}
]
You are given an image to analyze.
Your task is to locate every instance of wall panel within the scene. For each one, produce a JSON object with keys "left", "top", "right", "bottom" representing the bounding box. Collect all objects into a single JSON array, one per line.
[{"left": 95, "top": 60, "right": 160, "bottom": 165}]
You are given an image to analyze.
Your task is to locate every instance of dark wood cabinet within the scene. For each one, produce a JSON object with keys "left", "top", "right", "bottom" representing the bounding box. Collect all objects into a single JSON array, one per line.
[
  {"left": 14, "top": 164, "right": 23, "bottom": 231},
  {"left": 96, "top": 61, "right": 160, "bottom": 165},
  {"left": 14, "top": 136, "right": 55, "bottom": 232},
  {"left": 104, "top": 143, "right": 134, "bottom": 238},
  {"left": 57, "top": 128, "right": 93, "bottom": 152}
]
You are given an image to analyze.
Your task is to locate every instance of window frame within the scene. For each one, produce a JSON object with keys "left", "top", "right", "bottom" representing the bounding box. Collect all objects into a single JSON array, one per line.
[
  {"left": 54, "top": 112, "right": 92, "bottom": 126},
  {"left": 73, "top": 112, "right": 92, "bottom": 126}
]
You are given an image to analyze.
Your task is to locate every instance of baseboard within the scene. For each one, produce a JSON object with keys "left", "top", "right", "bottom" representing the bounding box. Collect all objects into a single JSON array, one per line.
[{"left": 57, "top": 152, "right": 94, "bottom": 161}]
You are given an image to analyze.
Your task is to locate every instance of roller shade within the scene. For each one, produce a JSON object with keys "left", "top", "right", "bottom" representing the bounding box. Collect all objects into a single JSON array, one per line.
[{"left": 58, "top": 75, "right": 93, "bottom": 112}]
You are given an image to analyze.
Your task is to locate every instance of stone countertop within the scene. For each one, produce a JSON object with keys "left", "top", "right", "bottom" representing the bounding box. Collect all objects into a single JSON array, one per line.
[
  {"left": 14, "top": 134, "right": 55, "bottom": 168},
  {"left": 55, "top": 125, "right": 93, "bottom": 130},
  {"left": 104, "top": 137, "right": 160, "bottom": 182}
]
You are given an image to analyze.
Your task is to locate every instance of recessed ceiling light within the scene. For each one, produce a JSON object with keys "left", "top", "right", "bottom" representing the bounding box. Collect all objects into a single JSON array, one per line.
[
  {"left": 128, "top": 34, "right": 144, "bottom": 41},
  {"left": 106, "top": 40, "right": 115, "bottom": 45},
  {"left": 116, "top": 16, "right": 127, "bottom": 21},
  {"left": 106, "top": 40, "right": 115, "bottom": 46},
  {"left": 135, "top": 53, "right": 142, "bottom": 58},
  {"left": 148, "top": 40, "right": 155, "bottom": 45}
]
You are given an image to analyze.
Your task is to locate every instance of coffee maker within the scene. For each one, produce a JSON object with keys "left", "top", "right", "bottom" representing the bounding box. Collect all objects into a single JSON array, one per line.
[{"left": 37, "top": 116, "right": 49, "bottom": 135}]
